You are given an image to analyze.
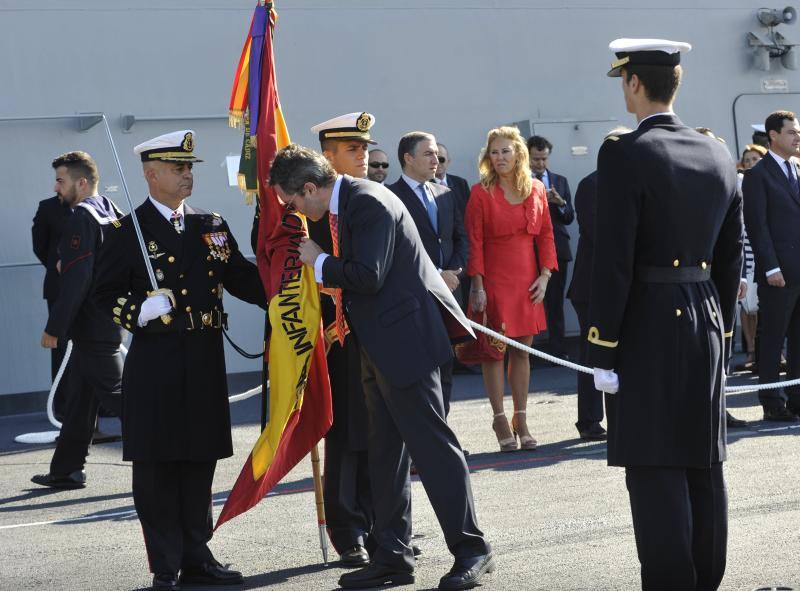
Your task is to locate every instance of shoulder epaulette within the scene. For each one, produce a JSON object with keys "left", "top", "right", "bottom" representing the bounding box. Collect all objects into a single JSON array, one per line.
[{"left": 605, "top": 135, "right": 620, "bottom": 142}]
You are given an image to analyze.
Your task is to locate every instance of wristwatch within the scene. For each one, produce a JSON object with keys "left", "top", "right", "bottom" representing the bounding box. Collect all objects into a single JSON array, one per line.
[{"left": 541, "top": 268, "right": 552, "bottom": 279}]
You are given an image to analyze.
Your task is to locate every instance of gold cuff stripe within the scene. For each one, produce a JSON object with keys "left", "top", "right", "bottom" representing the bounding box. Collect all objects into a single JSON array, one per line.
[
  {"left": 724, "top": 330, "right": 734, "bottom": 338},
  {"left": 610, "top": 56, "right": 630, "bottom": 70},
  {"left": 588, "top": 327, "right": 619, "bottom": 349}
]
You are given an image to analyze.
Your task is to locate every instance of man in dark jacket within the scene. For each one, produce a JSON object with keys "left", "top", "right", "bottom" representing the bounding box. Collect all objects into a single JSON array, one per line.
[
  {"left": 588, "top": 39, "right": 743, "bottom": 590},
  {"left": 31, "top": 152, "right": 124, "bottom": 490},
  {"left": 31, "top": 194, "right": 72, "bottom": 420},
  {"left": 271, "top": 144, "right": 493, "bottom": 591},
  {"left": 528, "top": 135, "right": 574, "bottom": 358},
  {"left": 94, "top": 130, "right": 266, "bottom": 591},
  {"left": 743, "top": 110, "right": 800, "bottom": 421},
  {"left": 387, "top": 131, "right": 468, "bottom": 415}
]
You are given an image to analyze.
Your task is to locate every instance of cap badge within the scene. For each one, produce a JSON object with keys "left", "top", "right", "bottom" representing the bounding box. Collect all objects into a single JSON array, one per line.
[
  {"left": 356, "top": 113, "right": 371, "bottom": 132},
  {"left": 182, "top": 132, "right": 194, "bottom": 152},
  {"left": 148, "top": 241, "right": 158, "bottom": 252}
]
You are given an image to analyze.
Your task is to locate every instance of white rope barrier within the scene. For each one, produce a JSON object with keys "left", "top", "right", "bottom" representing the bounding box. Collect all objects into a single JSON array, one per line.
[
  {"left": 228, "top": 384, "right": 265, "bottom": 404},
  {"left": 466, "top": 319, "right": 800, "bottom": 395}
]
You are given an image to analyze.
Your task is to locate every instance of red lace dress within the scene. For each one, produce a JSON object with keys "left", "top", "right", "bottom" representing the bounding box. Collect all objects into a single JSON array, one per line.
[{"left": 465, "top": 181, "right": 558, "bottom": 338}]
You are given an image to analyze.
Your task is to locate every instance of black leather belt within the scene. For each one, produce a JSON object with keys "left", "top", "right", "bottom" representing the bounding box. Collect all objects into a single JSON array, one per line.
[
  {"left": 170, "top": 310, "right": 228, "bottom": 331},
  {"left": 635, "top": 265, "right": 712, "bottom": 283}
]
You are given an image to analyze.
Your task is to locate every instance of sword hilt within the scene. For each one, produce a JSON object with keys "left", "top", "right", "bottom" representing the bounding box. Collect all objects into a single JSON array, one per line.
[{"left": 147, "top": 288, "right": 176, "bottom": 326}]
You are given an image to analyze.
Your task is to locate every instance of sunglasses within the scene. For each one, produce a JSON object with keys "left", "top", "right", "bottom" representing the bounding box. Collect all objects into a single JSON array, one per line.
[
  {"left": 369, "top": 162, "right": 389, "bottom": 169},
  {"left": 437, "top": 156, "right": 446, "bottom": 163}
]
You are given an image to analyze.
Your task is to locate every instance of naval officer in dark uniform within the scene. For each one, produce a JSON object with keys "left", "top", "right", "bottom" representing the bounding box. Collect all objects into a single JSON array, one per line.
[
  {"left": 94, "top": 130, "right": 266, "bottom": 591},
  {"left": 307, "top": 112, "right": 376, "bottom": 566},
  {"left": 32, "top": 151, "right": 124, "bottom": 489},
  {"left": 587, "top": 40, "right": 743, "bottom": 590}
]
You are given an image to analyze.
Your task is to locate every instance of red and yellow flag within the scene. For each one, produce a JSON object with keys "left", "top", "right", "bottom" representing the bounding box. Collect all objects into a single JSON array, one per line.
[{"left": 216, "top": 2, "right": 332, "bottom": 530}]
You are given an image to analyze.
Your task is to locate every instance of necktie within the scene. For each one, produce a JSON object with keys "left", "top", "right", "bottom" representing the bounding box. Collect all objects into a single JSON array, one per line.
[
  {"left": 170, "top": 211, "right": 183, "bottom": 234},
  {"left": 418, "top": 182, "right": 438, "bottom": 233},
  {"left": 785, "top": 160, "right": 800, "bottom": 198},
  {"left": 535, "top": 172, "right": 543, "bottom": 181},
  {"left": 328, "top": 212, "right": 346, "bottom": 346}
]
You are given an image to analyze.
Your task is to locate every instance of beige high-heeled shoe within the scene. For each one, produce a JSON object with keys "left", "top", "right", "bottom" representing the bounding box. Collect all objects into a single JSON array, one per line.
[
  {"left": 492, "top": 412, "right": 518, "bottom": 452},
  {"left": 512, "top": 410, "right": 537, "bottom": 451}
]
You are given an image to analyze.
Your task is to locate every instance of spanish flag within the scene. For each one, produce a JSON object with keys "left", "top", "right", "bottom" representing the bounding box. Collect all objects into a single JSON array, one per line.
[{"left": 216, "top": 1, "right": 332, "bottom": 530}]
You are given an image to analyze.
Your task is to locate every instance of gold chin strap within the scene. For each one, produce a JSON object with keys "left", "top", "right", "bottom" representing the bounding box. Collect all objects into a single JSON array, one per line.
[
  {"left": 148, "top": 288, "right": 176, "bottom": 325},
  {"left": 588, "top": 327, "right": 619, "bottom": 349}
]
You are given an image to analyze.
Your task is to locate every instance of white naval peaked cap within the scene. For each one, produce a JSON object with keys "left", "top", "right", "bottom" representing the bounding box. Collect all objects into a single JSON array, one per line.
[
  {"left": 134, "top": 129, "right": 204, "bottom": 162},
  {"left": 607, "top": 38, "right": 692, "bottom": 77},
  {"left": 311, "top": 112, "right": 377, "bottom": 145},
  {"left": 751, "top": 124, "right": 767, "bottom": 133}
]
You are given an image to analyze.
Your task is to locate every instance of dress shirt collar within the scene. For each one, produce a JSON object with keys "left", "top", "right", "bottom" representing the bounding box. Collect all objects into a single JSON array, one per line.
[
  {"left": 437, "top": 174, "right": 449, "bottom": 187},
  {"left": 402, "top": 172, "right": 428, "bottom": 193},
  {"left": 769, "top": 150, "right": 795, "bottom": 178},
  {"left": 149, "top": 195, "right": 185, "bottom": 223},
  {"left": 532, "top": 168, "right": 550, "bottom": 188},
  {"left": 329, "top": 175, "right": 343, "bottom": 216}
]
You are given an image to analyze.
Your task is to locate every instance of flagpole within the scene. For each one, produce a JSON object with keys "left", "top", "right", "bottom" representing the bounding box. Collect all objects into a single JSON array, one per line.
[{"left": 310, "top": 444, "right": 328, "bottom": 565}]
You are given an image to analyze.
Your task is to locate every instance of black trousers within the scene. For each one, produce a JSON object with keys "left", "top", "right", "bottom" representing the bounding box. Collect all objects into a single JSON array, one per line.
[
  {"left": 46, "top": 299, "right": 69, "bottom": 420},
  {"left": 440, "top": 359, "right": 454, "bottom": 417},
  {"left": 756, "top": 284, "right": 800, "bottom": 410},
  {"left": 544, "top": 259, "right": 569, "bottom": 356},
  {"left": 324, "top": 443, "right": 373, "bottom": 554},
  {"left": 50, "top": 340, "right": 122, "bottom": 476},
  {"left": 323, "top": 335, "right": 374, "bottom": 555},
  {"left": 360, "top": 349, "right": 488, "bottom": 571},
  {"left": 132, "top": 460, "right": 216, "bottom": 575},
  {"left": 625, "top": 464, "right": 727, "bottom": 591},
  {"left": 572, "top": 302, "right": 604, "bottom": 429}
]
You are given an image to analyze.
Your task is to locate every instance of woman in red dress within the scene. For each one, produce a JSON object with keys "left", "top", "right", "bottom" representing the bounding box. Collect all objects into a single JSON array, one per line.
[{"left": 466, "top": 126, "right": 557, "bottom": 452}]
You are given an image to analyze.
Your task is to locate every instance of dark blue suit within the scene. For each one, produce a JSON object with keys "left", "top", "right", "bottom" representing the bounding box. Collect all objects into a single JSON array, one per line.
[
  {"left": 743, "top": 153, "right": 800, "bottom": 412},
  {"left": 387, "top": 177, "right": 469, "bottom": 415},
  {"left": 321, "top": 176, "right": 489, "bottom": 570},
  {"left": 540, "top": 170, "right": 574, "bottom": 356}
]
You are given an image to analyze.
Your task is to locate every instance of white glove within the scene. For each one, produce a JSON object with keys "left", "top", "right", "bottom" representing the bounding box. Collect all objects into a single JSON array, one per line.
[
  {"left": 137, "top": 294, "right": 172, "bottom": 326},
  {"left": 593, "top": 368, "right": 619, "bottom": 394}
]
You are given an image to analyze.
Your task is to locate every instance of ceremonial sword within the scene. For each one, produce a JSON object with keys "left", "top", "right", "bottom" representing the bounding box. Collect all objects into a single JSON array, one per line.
[{"left": 100, "top": 115, "right": 175, "bottom": 321}]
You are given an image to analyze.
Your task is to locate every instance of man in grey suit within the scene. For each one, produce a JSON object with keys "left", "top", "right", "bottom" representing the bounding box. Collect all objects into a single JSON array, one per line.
[
  {"left": 270, "top": 144, "right": 493, "bottom": 591},
  {"left": 743, "top": 109, "right": 800, "bottom": 421},
  {"left": 387, "top": 132, "right": 468, "bottom": 415}
]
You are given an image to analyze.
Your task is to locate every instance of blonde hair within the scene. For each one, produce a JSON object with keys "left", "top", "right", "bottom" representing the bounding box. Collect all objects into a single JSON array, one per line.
[
  {"left": 742, "top": 143, "right": 767, "bottom": 162},
  {"left": 478, "top": 126, "right": 532, "bottom": 197}
]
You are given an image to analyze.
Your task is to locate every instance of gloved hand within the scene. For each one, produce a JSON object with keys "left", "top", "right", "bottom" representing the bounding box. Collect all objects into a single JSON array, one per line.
[
  {"left": 137, "top": 294, "right": 172, "bottom": 326},
  {"left": 593, "top": 368, "right": 619, "bottom": 394}
]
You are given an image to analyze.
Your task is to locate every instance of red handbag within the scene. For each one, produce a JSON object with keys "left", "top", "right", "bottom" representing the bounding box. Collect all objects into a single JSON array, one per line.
[{"left": 454, "top": 308, "right": 506, "bottom": 365}]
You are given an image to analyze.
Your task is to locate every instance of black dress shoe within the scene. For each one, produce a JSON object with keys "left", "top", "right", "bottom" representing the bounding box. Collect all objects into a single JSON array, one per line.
[
  {"left": 31, "top": 470, "right": 86, "bottom": 489},
  {"left": 577, "top": 423, "right": 607, "bottom": 441},
  {"left": 152, "top": 573, "right": 180, "bottom": 590},
  {"left": 763, "top": 407, "right": 799, "bottom": 422},
  {"left": 338, "top": 562, "right": 414, "bottom": 589},
  {"left": 438, "top": 553, "right": 495, "bottom": 590},
  {"left": 726, "top": 411, "right": 747, "bottom": 428},
  {"left": 91, "top": 430, "right": 122, "bottom": 444},
  {"left": 340, "top": 545, "right": 369, "bottom": 567},
  {"left": 179, "top": 561, "right": 243, "bottom": 585}
]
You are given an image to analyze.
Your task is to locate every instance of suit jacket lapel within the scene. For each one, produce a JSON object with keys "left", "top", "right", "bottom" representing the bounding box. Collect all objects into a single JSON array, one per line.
[
  {"left": 136, "top": 199, "right": 183, "bottom": 258},
  {"left": 764, "top": 155, "right": 800, "bottom": 206},
  {"left": 397, "top": 179, "right": 436, "bottom": 234}
]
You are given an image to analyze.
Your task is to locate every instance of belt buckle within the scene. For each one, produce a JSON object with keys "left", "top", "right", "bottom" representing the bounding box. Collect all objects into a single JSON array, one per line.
[{"left": 202, "top": 312, "right": 212, "bottom": 327}]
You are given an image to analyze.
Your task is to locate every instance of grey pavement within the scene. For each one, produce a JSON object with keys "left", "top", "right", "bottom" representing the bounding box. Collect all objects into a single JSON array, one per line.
[{"left": 0, "top": 359, "right": 798, "bottom": 591}]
